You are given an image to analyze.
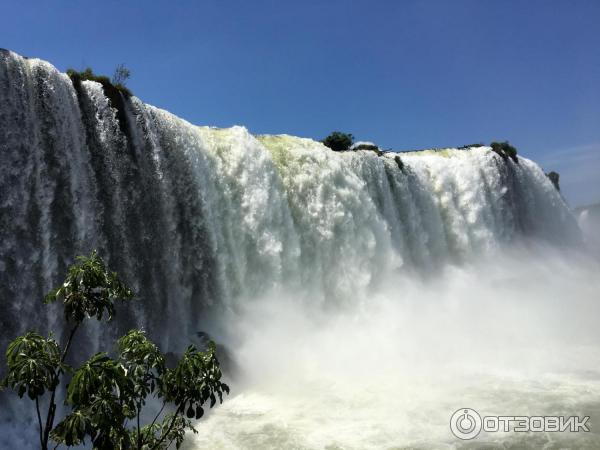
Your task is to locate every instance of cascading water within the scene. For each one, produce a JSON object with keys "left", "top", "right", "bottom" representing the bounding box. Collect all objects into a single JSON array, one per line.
[{"left": 1, "top": 50, "right": 598, "bottom": 449}]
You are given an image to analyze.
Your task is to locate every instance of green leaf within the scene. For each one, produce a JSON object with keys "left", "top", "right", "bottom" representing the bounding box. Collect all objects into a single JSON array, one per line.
[
  {"left": 44, "top": 251, "right": 133, "bottom": 325},
  {"left": 186, "top": 404, "right": 195, "bottom": 418},
  {"left": 2, "top": 332, "right": 60, "bottom": 401},
  {"left": 51, "top": 411, "right": 90, "bottom": 446}
]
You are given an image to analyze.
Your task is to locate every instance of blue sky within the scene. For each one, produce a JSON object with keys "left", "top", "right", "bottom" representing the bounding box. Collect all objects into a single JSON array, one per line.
[{"left": 2, "top": 0, "right": 599, "bottom": 205}]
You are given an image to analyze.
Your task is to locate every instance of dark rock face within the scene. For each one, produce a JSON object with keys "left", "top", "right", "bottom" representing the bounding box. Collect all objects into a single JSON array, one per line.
[
  {"left": 490, "top": 141, "right": 519, "bottom": 164},
  {"left": 546, "top": 171, "right": 560, "bottom": 191}
]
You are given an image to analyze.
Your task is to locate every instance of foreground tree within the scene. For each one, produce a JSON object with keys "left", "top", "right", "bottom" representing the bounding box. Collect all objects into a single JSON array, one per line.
[{"left": 1, "top": 251, "right": 229, "bottom": 449}]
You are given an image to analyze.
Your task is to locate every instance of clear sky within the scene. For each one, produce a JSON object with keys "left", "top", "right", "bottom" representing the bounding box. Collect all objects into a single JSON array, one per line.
[{"left": 2, "top": 0, "right": 599, "bottom": 206}]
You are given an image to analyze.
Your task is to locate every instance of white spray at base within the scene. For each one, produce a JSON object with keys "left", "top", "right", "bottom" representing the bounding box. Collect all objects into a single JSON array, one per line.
[
  {"left": 192, "top": 249, "right": 600, "bottom": 449},
  {"left": 0, "top": 50, "right": 597, "bottom": 449}
]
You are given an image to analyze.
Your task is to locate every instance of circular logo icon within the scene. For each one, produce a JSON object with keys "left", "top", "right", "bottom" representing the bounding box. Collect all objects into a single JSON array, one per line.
[{"left": 450, "top": 408, "right": 482, "bottom": 440}]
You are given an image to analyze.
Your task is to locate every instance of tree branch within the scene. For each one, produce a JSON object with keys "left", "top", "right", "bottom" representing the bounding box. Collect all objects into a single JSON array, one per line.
[
  {"left": 42, "top": 323, "right": 79, "bottom": 449},
  {"left": 60, "top": 323, "right": 80, "bottom": 364},
  {"left": 137, "top": 403, "right": 141, "bottom": 449},
  {"left": 143, "top": 400, "right": 166, "bottom": 445},
  {"left": 149, "top": 405, "right": 183, "bottom": 450},
  {"left": 35, "top": 397, "right": 44, "bottom": 449}
]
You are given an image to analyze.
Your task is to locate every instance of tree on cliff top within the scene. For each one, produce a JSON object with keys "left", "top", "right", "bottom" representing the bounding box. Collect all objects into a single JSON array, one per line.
[
  {"left": 1, "top": 251, "right": 229, "bottom": 450},
  {"left": 322, "top": 131, "right": 354, "bottom": 151},
  {"left": 112, "top": 63, "right": 131, "bottom": 87}
]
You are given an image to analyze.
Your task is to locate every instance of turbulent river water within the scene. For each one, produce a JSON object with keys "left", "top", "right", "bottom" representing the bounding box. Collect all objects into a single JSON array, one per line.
[{"left": 1, "top": 50, "right": 599, "bottom": 449}]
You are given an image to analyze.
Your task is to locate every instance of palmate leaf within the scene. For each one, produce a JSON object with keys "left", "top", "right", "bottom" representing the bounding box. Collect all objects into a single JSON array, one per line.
[
  {"left": 58, "top": 353, "right": 137, "bottom": 447},
  {"left": 66, "top": 352, "right": 133, "bottom": 409},
  {"left": 117, "top": 329, "right": 165, "bottom": 401},
  {"left": 1, "top": 332, "right": 62, "bottom": 401},
  {"left": 161, "top": 341, "right": 230, "bottom": 415},
  {"left": 50, "top": 410, "right": 92, "bottom": 446},
  {"left": 44, "top": 251, "right": 133, "bottom": 324}
]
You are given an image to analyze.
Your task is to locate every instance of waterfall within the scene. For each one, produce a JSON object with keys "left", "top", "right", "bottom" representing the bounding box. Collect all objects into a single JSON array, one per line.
[
  {"left": 0, "top": 48, "right": 582, "bottom": 348},
  {"left": 1, "top": 50, "right": 594, "bottom": 449}
]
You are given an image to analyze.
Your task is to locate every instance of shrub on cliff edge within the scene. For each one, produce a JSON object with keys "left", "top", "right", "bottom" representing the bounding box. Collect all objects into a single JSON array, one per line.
[{"left": 322, "top": 131, "right": 354, "bottom": 151}]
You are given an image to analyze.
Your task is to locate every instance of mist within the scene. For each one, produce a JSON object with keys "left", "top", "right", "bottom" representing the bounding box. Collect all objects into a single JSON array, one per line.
[{"left": 192, "top": 246, "right": 600, "bottom": 449}]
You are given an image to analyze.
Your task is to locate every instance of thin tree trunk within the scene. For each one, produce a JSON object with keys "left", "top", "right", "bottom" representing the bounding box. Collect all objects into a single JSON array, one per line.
[
  {"left": 137, "top": 405, "right": 142, "bottom": 449},
  {"left": 42, "top": 324, "right": 79, "bottom": 449},
  {"left": 35, "top": 397, "right": 44, "bottom": 450}
]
